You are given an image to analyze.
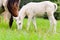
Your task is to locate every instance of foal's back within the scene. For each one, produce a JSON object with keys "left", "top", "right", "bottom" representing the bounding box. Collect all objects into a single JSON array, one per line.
[{"left": 22, "top": 1, "right": 55, "bottom": 16}]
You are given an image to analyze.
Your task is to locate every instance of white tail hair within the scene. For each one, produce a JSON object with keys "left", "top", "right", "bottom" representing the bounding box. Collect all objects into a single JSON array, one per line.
[{"left": 53, "top": 3, "right": 57, "bottom": 12}]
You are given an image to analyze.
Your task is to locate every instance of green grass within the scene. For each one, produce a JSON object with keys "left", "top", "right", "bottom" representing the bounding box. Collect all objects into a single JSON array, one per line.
[{"left": 0, "top": 18, "right": 60, "bottom": 40}]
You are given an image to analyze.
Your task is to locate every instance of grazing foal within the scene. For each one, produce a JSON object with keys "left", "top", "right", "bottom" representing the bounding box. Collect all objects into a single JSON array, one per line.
[{"left": 16, "top": 1, "right": 57, "bottom": 33}]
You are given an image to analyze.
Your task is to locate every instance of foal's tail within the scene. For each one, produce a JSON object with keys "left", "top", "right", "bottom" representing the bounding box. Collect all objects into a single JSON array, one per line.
[{"left": 53, "top": 3, "right": 57, "bottom": 12}]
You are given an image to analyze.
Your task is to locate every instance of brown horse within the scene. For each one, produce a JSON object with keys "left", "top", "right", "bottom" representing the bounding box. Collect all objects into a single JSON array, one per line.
[{"left": 7, "top": 0, "right": 20, "bottom": 28}]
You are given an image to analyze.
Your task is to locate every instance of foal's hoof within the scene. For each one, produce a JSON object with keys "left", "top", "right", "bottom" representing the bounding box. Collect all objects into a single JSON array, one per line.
[{"left": 17, "top": 28, "right": 22, "bottom": 30}]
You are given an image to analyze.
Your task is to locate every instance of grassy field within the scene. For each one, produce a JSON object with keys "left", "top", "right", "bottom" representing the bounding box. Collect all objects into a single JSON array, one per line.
[{"left": 0, "top": 17, "right": 60, "bottom": 40}]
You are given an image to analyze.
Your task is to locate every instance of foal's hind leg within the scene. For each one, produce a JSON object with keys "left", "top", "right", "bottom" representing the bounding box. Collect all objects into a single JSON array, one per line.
[
  {"left": 47, "top": 12, "right": 57, "bottom": 33},
  {"left": 32, "top": 17, "right": 37, "bottom": 31}
]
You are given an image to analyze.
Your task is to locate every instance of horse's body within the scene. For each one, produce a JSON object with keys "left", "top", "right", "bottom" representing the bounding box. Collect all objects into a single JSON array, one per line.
[
  {"left": 16, "top": 1, "right": 57, "bottom": 33},
  {"left": 0, "top": 0, "right": 20, "bottom": 28}
]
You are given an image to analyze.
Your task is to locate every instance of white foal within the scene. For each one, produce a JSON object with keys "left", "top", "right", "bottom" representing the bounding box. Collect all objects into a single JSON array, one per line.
[{"left": 16, "top": 1, "right": 57, "bottom": 32}]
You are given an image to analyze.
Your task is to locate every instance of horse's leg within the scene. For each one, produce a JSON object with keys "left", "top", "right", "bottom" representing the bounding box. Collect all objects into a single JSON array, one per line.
[
  {"left": 47, "top": 12, "right": 57, "bottom": 33},
  {"left": 9, "top": 14, "right": 13, "bottom": 28},
  {"left": 27, "top": 15, "right": 32, "bottom": 31},
  {"left": 3, "top": 11, "right": 9, "bottom": 22},
  {"left": 32, "top": 17, "right": 37, "bottom": 31}
]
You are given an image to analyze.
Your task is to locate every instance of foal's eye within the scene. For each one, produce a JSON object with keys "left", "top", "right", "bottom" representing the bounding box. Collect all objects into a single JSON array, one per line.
[
  {"left": 19, "top": 23, "right": 21, "bottom": 25},
  {"left": 19, "top": 17, "right": 21, "bottom": 20}
]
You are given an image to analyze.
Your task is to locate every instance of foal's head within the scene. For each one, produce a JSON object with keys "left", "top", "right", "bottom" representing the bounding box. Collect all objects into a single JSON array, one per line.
[{"left": 7, "top": 0, "right": 20, "bottom": 17}]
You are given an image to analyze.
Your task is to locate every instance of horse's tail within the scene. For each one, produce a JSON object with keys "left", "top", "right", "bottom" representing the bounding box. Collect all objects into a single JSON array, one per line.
[{"left": 53, "top": 3, "right": 57, "bottom": 12}]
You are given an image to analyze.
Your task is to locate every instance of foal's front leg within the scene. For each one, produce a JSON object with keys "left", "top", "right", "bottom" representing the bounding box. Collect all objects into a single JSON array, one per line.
[{"left": 32, "top": 17, "right": 37, "bottom": 31}]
